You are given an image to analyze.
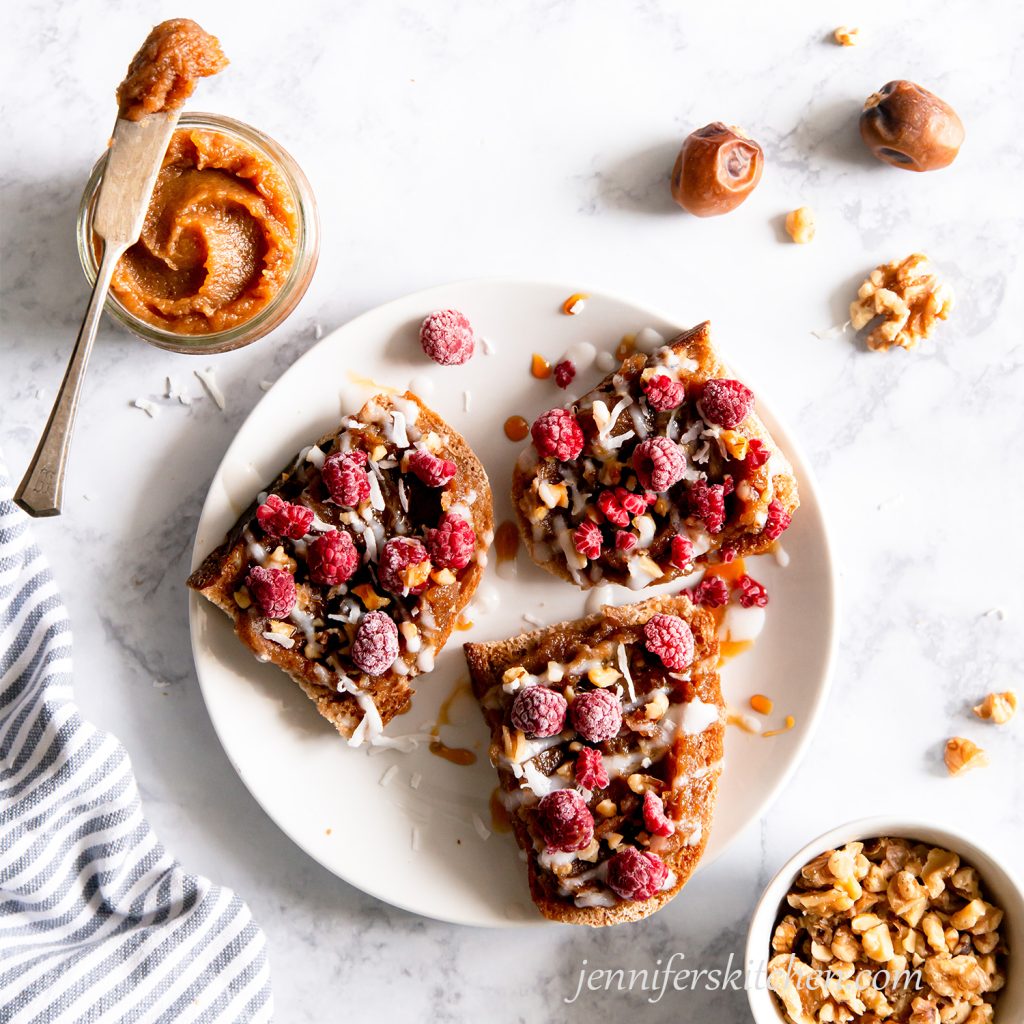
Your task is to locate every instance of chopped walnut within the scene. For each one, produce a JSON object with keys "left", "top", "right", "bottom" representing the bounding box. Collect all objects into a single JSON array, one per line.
[
  {"left": 972, "top": 690, "right": 1018, "bottom": 725},
  {"left": 834, "top": 25, "right": 861, "bottom": 45},
  {"left": 767, "top": 836, "right": 1008, "bottom": 1024},
  {"left": 849, "top": 253, "right": 954, "bottom": 352},
  {"left": 944, "top": 737, "right": 988, "bottom": 776},
  {"left": 785, "top": 206, "right": 816, "bottom": 244}
]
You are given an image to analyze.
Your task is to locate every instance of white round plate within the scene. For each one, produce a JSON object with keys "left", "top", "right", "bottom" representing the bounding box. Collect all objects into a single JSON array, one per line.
[{"left": 189, "top": 279, "right": 837, "bottom": 928}]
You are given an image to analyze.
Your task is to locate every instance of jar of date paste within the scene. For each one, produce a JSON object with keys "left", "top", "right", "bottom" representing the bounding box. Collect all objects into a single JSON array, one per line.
[{"left": 77, "top": 112, "right": 319, "bottom": 354}]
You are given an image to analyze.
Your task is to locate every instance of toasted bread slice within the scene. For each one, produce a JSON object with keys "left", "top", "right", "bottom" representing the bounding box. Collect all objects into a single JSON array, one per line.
[
  {"left": 189, "top": 392, "right": 493, "bottom": 744},
  {"left": 464, "top": 596, "right": 723, "bottom": 926},
  {"left": 512, "top": 321, "right": 799, "bottom": 589}
]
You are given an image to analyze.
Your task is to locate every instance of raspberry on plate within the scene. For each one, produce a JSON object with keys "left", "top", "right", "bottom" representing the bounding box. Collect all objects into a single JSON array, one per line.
[
  {"left": 763, "top": 498, "right": 792, "bottom": 541},
  {"left": 668, "top": 534, "right": 694, "bottom": 571},
  {"left": 642, "top": 791, "right": 675, "bottom": 837},
  {"left": 687, "top": 479, "right": 725, "bottom": 534},
  {"left": 406, "top": 450, "right": 457, "bottom": 488},
  {"left": 322, "top": 450, "right": 370, "bottom": 507},
  {"left": 572, "top": 520, "right": 603, "bottom": 559},
  {"left": 535, "top": 790, "right": 595, "bottom": 853},
  {"left": 426, "top": 513, "right": 476, "bottom": 571},
  {"left": 643, "top": 375, "right": 686, "bottom": 411},
  {"left": 256, "top": 494, "right": 313, "bottom": 540},
  {"left": 377, "top": 537, "right": 431, "bottom": 596},
  {"left": 699, "top": 378, "right": 753, "bottom": 428},
  {"left": 351, "top": 611, "right": 400, "bottom": 676},
  {"left": 574, "top": 746, "right": 609, "bottom": 790},
  {"left": 553, "top": 360, "right": 576, "bottom": 389},
  {"left": 606, "top": 847, "right": 669, "bottom": 901},
  {"left": 643, "top": 613, "right": 694, "bottom": 671},
  {"left": 307, "top": 529, "right": 359, "bottom": 586},
  {"left": 510, "top": 686, "right": 567, "bottom": 737},
  {"left": 570, "top": 689, "right": 622, "bottom": 743},
  {"left": 419, "top": 309, "right": 475, "bottom": 365},
  {"left": 245, "top": 565, "right": 296, "bottom": 619},
  {"left": 736, "top": 574, "right": 769, "bottom": 608},
  {"left": 691, "top": 575, "right": 729, "bottom": 608},
  {"left": 531, "top": 408, "right": 585, "bottom": 462},
  {"left": 632, "top": 437, "right": 686, "bottom": 493}
]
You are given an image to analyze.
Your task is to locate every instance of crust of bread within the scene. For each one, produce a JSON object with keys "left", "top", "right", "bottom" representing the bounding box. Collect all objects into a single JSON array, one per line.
[
  {"left": 189, "top": 392, "right": 493, "bottom": 740},
  {"left": 512, "top": 320, "right": 800, "bottom": 588},
  {"left": 464, "top": 595, "right": 723, "bottom": 926}
]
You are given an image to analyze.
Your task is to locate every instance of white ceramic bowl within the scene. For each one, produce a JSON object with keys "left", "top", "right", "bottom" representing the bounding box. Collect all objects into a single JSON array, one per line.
[{"left": 746, "top": 817, "right": 1024, "bottom": 1023}]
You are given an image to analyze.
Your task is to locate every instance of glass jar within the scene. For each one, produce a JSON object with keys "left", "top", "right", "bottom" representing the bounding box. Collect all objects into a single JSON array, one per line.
[{"left": 76, "top": 112, "right": 319, "bottom": 355}]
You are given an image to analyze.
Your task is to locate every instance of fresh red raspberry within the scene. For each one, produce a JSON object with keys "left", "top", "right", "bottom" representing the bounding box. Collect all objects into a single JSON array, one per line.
[
  {"left": 700, "top": 378, "right": 754, "bottom": 429},
  {"left": 510, "top": 686, "right": 567, "bottom": 737},
  {"left": 419, "top": 309, "right": 475, "bottom": 365},
  {"left": 406, "top": 449, "right": 457, "bottom": 488},
  {"left": 736, "top": 574, "right": 769, "bottom": 608},
  {"left": 633, "top": 437, "right": 686, "bottom": 493},
  {"left": 535, "top": 790, "right": 595, "bottom": 853},
  {"left": 607, "top": 847, "right": 669, "bottom": 901},
  {"left": 574, "top": 747, "right": 609, "bottom": 790},
  {"left": 615, "top": 531, "right": 637, "bottom": 553},
  {"left": 687, "top": 479, "right": 726, "bottom": 534},
  {"left": 722, "top": 474, "right": 735, "bottom": 497},
  {"left": 763, "top": 498, "right": 792, "bottom": 541},
  {"left": 531, "top": 408, "right": 585, "bottom": 461},
  {"left": 256, "top": 494, "right": 313, "bottom": 540},
  {"left": 425, "top": 513, "right": 475, "bottom": 571},
  {"left": 245, "top": 565, "right": 296, "bottom": 619},
  {"left": 351, "top": 610, "right": 400, "bottom": 676},
  {"left": 642, "top": 791, "right": 675, "bottom": 837},
  {"left": 597, "top": 488, "right": 633, "bottom": 527},
  {"left": 570, "top": 689, "right": 622, "bottom": 743},
  {"left": 643, "top": 375, "right": 686, "bottom": 412},
  {"left": 322, "top": 450, "right": 370, "bottom": 507},
  {"left": 691, "top": 575, "right": 729, "bottom": 608},
  {"left": 669, "top": 534, "right": 694, "bottom": 571},
  {"left": 572, "top": 520, "right": 603, "bottom": 560},
  {"left": 307, "top": 529, "right": 359, "bottom": 586},
  {"left": 744, "top": 438, "right": 770, "bottom": 471},
  {"left": 553, "top": 360, "right": 576, "bottom": 389},
  {"left": 643, "top": 613, "right": 694, "bottom": 671},
  {"left": 377, "top": 537, "right": 431, "bottom": 595}
]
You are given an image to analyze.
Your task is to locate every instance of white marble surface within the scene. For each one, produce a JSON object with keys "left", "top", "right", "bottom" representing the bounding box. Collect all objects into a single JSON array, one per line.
[{"left": 3, "top": 1, "right": 1023, "bottom": 1020}]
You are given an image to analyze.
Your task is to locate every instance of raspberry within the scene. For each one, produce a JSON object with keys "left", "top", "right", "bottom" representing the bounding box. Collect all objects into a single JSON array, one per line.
[
  {"left": 570, "top": 689, "right": 622, "bottom": 743},
  {"left": 722, "top": 474, "right": 735, "bottom": 497},
  {"left": 763, "top": 498, "right": 792, "bottom": 541},
  {"left": 256, "top": 494, "right": 313, "bottom": 540},
  {"left": 553, "top": 360, "right": 576, "bottom": 389},
  {"left": 642, "top": 791, "right": 675, "bottom": 837},
  {"left": 245, "top": 565, "right": 296, "bottom": 619},
  {"left": 572, "top": 520, "right": 603, "bottom": 560},
  {"left": 744, "top": 438, "right": 770, "bottom": 471},
  {"left": 307, "top": 529, "right": 359, "bottom": 586},
  {"left": 377, "top": 537, "right": 431, "bottom": 596},
  {"left": 719, "top": 544, "right": 738, "bottom": 564},
  {"left": 687, "top": 479, "right": 725, "bottom": 534},
  {"left": 597, "top": 487, "right": 638, "bottom": 527},
  {"left": 700, "top": 378, "right": 754, "bottom": 429},
  {"left": 668, "top": 534, "right": 694, "bottom": 571},
  {"left": 615, "top": 531, "right": 637, "bottom": 553},
  {"left": 322, "top": 450, "right": 370, "bottom": 507},
  {"left": 531, "top": 408, "right": 584, "bottom": 461},
  {"left": 406, "top": 449, "right": 457, "bottom": 488},
  {"left": 419, "top": 309, "right": 475, "bottom": 366},
  {"left": 510, "top": 686, "right": 567, "bottom": 737},
  {"left": 425, "top": 513, "right": 476, "bottom": 571},
  {"left": 691, "top": 575, "right": 729, "bottom": 608},
  {"left": 643, "top": 375, "right": 686, "bottom": 412},
  {"left": 535, "top": 790, "right": 594, "bottom": 853},
  {"left": 607, "top": 847, "right": 668, "bottom": 901},
  {"left": 574, "top": 747, "right": 609, "bottom": 790},
  {"left": 633, "top": 437, "right": 686, "bottom": 493},
  {"left": 736, "top": 574, "right": 769, "bottom": 608},
  {"left": 351, "top": 610, "right": 400, "bottom": 676},
  {"left": 643, "top": 613, "right": 694, "bottom": 672}
]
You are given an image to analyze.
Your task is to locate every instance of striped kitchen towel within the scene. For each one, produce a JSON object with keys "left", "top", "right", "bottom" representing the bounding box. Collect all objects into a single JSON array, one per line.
[{"left": 0, "top": 465, "right": 273, "bottom": 1022}]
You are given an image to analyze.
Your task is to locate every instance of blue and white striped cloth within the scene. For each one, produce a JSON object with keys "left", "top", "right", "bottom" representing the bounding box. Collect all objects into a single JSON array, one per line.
[{"left": 0, "top": 466, "right": 273, "bottom": 1022}]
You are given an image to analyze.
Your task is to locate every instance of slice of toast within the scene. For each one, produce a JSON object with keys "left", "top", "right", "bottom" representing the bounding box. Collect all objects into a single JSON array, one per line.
[
  {"left": 464, "top": 595, "right": 723, "bottom": 926},
  {"left": 512, "top": 320, "right": 799, "bottom": 590},
  {"left": 188, "top": 392, "right": 493, "bottom": 744}
]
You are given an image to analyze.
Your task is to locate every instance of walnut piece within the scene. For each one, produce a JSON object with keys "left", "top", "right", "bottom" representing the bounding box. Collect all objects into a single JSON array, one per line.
[
  {"left": 972, "top": 690, "right": 1018, "bottom": 725},
  {"left": 849, "top": 253, "right": 954, "bottom": 352},
  {"left": 944, "top": 737, "right": 988, "bottom": 776},
  {"left": 785, "top": 206, "right": 816, "bottom": 244},
  {"left": 834, "top": 25, "right": 861, "bottom": 45},
  {"left": 767, "top": 836, "right": 1008, "bottom": 1024}
]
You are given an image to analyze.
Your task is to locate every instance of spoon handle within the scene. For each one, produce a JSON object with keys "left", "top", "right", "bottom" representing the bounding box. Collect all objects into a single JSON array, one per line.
[{"left": 14, "top": 244, "right": 124, "bottom": 517}]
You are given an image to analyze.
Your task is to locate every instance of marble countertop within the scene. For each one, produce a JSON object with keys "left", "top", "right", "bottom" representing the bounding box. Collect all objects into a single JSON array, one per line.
[{"left": 3, "top": 1, "right": 1022, "bottom": 1020}]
